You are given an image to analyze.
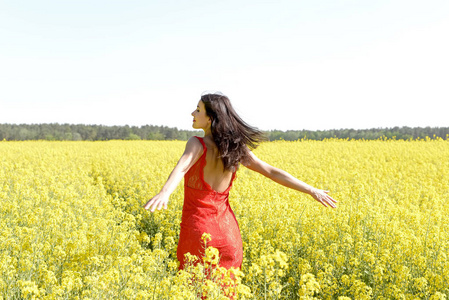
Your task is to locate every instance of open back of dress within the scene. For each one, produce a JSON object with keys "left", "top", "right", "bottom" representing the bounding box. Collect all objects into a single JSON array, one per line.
[{"left": 178, "top": 136, "right": 243, "bottom": 270}]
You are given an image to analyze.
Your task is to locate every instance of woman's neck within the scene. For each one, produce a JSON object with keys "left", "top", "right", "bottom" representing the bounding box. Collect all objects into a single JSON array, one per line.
[{"left": 203, "top": 128, "right": 212, "bottom": 137}]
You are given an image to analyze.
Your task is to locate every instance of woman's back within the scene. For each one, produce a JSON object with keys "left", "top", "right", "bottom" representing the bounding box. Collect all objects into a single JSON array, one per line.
[
  {"left": 202, "top": 137, "right": 234, "bottom": 193},
  {"left": 179, "top": 136, "right": 243, "bottom": 270}
]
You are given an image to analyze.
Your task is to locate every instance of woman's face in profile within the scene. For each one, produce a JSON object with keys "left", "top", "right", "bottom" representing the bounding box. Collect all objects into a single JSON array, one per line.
[{"left": 191, "top": 100, "right": 211, "bottom": 130}]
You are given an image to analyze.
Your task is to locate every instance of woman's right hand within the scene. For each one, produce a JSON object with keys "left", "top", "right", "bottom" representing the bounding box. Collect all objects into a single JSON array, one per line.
[
  {"left": 143, "top": 137, "right": 203, "bottom": 213},
  {"left": 143, "top": 193, "right": 169, "bottom": 212}
]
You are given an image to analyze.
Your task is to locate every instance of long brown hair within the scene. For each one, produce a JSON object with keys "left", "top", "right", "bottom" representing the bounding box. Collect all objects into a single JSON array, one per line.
[{"left": 201, "top": 93, "right": 266, "bottom": 172}]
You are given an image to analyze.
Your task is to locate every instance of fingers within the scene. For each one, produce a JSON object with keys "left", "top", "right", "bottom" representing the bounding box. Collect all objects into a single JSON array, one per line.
[
  {"left": 322, "top": 194, "right": 336, "bottom": 207},
  {"left": 314, "top": 190, "right": 337, "bottom": 208},
  {"left": 143, "top": 200, "right": 152, "bottom": 210},
  {"left": 321, "top": 191, "right": 336, "bottom": 207},
  {"left": 152, "top": 199, "right": 163, "bottom": 213},
  {"left": 323, "top": 194, "right": 337, "bottom": 208},
  {"left": 143, "top": 196, "right": 168, "bottom": 213},
  {"left": 318, "top": 198, "right": 329, "bottom": 207}
]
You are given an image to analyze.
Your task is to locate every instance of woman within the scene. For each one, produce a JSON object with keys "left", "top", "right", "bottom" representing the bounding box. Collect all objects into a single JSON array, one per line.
[{"left": 143, "top": 93, "right": 337, "bottom": 270}]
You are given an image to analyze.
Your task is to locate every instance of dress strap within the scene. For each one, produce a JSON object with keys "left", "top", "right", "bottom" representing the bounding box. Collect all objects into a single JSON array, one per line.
[{"left": 194, "top": 136, "right": 206, "bottom": 151}]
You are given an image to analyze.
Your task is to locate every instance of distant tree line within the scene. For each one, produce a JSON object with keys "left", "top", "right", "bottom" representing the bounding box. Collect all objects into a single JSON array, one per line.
[
  {"left": 1, "top": 123, "right": 448, "bottom": 141},
  {"left": 0, "top": 124, "right": 197, "bottom": 141},
  {"left": 265, "top": 126, "right": 449, "bottom": 141}
]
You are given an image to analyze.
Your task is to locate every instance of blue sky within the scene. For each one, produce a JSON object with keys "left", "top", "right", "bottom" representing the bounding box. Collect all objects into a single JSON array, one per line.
[{"left": 1, "top": 0, "right": 448, "bottom": 131}]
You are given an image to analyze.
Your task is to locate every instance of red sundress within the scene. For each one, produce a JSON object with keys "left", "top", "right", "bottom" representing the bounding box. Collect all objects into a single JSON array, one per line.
[{"left": 177, "top": 136, "right": 243, "bottom": 270}]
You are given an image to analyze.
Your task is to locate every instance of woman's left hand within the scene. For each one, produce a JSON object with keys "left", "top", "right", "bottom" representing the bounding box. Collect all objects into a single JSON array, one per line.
[{"left": 310, "top": 188, "right": 337, "bottom": 208}]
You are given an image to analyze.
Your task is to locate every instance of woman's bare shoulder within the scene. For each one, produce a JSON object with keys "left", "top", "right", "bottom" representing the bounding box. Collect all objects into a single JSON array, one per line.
[{"left": 186, "top": 136, "right": 203, "bottom": 153}]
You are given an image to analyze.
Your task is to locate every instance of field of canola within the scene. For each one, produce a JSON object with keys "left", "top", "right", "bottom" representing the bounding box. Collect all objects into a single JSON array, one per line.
[{"left": 1, "top": 139, "right": 448, "bottom": 299}]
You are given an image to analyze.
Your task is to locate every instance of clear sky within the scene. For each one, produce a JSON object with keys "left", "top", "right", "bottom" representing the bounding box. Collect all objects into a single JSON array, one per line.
[{"left": 1, "top": 0, "right": 448, "bottom": 131}]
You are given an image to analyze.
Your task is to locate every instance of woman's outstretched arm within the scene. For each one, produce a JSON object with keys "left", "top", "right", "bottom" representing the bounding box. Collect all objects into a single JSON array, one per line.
[
  {"left": 243, "top": 151, "right": 337, "bottom": 208},
  {"left": 143, "top": 137, "right": 203, "bottom": 212}
]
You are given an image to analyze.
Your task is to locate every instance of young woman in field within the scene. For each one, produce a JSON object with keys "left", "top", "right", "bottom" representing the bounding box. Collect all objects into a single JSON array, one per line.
[{"left": 143, "top": 93, "right": 337, "bottom": 270}]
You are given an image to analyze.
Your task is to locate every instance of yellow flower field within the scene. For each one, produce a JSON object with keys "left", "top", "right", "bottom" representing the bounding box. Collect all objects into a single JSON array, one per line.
[{"left": 1, "top": 139, "right": 448, "bottom": 299}]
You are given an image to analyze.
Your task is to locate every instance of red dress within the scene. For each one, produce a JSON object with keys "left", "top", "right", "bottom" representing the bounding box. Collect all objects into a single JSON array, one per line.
[{"left": 177, "top": 136, "right": 243, "bottom": 270}]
